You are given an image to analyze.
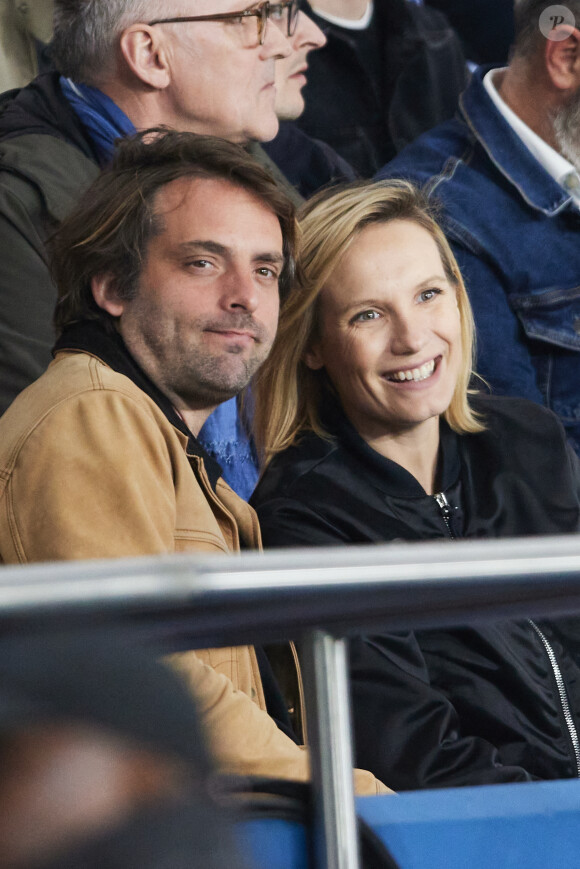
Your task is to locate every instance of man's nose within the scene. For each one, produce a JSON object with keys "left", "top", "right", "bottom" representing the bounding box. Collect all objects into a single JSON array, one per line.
[
  {"left": 262, "top": 15, "right": 292, "bottom": 58},
  {"left": 296, "top": 11, "right": 326, "bottom": 50},
  {"left": 220, "top": 269, "right": 260, "bottom": 312}
]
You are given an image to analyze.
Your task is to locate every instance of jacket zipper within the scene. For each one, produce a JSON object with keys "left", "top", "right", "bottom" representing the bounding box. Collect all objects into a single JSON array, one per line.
[
  {"left": 434, "top": 491, "right": 455, "bottom": 539},
  {"left": 434, "top": 491, "right": 580, "bottom": 776},
  {"left": 528, "top": 620, "right": 580, "bottom": 778}
]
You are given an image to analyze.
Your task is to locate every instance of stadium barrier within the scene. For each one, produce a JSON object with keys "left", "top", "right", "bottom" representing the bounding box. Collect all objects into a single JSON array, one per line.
[{"left": 2, "top": 535, "right": 580, "bottom": 867}]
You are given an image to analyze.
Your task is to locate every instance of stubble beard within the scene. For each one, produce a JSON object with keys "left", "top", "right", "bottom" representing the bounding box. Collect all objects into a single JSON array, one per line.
[
  {"left": 157, "top": 312, "right": 275, "bottom": 411},
  {"left": 122, "top": 304, "right": 276, "bottom": 413},
  {"left": 172, "top": 340, "right": 270, "bottom": 409}
]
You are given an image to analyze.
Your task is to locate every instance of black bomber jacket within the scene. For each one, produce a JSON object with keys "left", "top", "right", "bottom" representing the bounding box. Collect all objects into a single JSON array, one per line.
[{"left": 251, "top": 393, "right": 580, "bottom": 789}]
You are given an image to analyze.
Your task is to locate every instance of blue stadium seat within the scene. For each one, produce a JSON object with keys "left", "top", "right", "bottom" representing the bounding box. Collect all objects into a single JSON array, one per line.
[{"left": 239, "top": 779, "right": 580, "bottom": 868}]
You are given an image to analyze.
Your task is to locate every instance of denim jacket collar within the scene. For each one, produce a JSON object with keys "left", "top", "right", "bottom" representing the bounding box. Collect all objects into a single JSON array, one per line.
[{"left": 460, "top": 65, "right": 573, "bottom": 217}]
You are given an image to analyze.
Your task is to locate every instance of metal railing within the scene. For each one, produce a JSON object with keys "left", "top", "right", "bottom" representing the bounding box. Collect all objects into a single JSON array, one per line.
[{"left": 3, "top": 534, "right": 580, "bottom": 868}]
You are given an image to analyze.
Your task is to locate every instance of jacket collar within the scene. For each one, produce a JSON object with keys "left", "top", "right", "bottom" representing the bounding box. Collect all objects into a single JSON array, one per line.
[
  {"left": 322, "top": 393, "right": 461, "bottom": 498},
  {"left": 53, "top": 320, "right": 223, "bottom": 489},
  {"left": 459, "top": 64, "right": 573, "bottom": 216},
  {"left": 304, "top": 0, "right": 409, "bottom": 43}
]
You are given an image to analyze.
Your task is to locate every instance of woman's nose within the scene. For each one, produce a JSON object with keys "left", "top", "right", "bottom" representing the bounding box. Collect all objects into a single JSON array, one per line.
[{"left": 389, "top": 313, "right": 426, "bottom": 355}]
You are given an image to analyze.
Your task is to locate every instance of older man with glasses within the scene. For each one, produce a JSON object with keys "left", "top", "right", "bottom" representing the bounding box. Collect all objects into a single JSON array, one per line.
[{"left": 0, "top": 0, "right": 334, "bottom": 498}]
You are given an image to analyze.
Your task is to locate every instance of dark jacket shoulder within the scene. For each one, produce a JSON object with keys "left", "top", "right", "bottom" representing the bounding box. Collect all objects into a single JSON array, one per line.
[
  {"left": 0, "top": 72, "right": 96, "bottom": 158},
  {"left": 252, "top": 393, "right": 580, "bottom": 548},
  {"left": 261, "top": 121, "right": 357, "bottom": 200}
]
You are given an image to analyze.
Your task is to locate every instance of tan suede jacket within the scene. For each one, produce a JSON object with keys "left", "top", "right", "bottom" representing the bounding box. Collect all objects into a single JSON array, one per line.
[{"left": 0, "top": 346, "right": 389, "bottom": 795}]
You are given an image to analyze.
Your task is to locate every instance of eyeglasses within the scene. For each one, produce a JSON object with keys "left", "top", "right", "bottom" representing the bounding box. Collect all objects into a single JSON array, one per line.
[
  {"left": 270, "top": 0, "right": 301, "bottom": 38},
  {"left": 147, "top": 0, "right": 301, "bottom": 47}
]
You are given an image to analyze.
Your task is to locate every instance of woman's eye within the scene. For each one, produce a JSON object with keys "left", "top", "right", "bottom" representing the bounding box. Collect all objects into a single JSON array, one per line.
[
  {"left": 351, "top": 309, "right": 380, "bottom": 323},
  {"left": 419, "top": 288, "right": 442, "bottom": 302}
]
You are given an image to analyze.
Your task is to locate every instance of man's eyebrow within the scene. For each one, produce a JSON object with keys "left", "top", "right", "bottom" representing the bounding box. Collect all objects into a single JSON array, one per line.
[
  {"left": 177, "top": 241, "right": 229, "bottom": 256},
  {"left": 176, "top": 241, "right": 284, "bottom": 265},
  {"left": 254, "top": 251, "right": 285, "bottom": 266}
]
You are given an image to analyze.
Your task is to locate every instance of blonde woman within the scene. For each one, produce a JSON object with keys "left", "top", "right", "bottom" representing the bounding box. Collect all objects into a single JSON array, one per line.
[{"left": 251, "top": 180, "right": 580, "bottom": 790}]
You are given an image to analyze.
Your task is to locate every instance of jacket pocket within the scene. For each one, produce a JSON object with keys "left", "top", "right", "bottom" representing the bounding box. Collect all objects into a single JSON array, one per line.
[{"left": 510, "top": 283, "right": 580, "bottom": 351}]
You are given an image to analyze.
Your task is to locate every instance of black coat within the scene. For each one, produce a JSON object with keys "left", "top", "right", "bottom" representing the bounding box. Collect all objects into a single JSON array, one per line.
[
  {"left": 297, "top": 0, "right": 467, "bottom": 176},
  {"left": 252, "top": 394, "right": 580, "bottom": 789},
  {"left": 261, "top": 121, "right": 357, "bottom": 200}
]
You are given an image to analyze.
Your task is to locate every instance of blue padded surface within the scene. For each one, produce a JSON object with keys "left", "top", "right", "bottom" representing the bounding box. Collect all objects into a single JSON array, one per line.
[
  {"left": 239, "top": 779, "right": 580, "bottom": 868},
  {"left": 237, "top": 818, "right": 308, "bottom": 869},
  {"left": 358, "top": 778, "right": 580, "bottom": 868}
]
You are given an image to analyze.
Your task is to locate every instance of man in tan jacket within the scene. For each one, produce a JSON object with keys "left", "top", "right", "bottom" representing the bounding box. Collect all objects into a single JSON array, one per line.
[{"left": 0, "top": 129, "right": 388, "bottom": 795}]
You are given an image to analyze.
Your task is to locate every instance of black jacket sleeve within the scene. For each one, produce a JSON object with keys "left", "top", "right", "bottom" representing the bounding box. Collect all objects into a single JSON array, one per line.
[
  {"left": 350, "top": 633, "right": 535, "bottom": 790},
  {"left": 256, "top": 498, "right": 358, "bottom": 548}
]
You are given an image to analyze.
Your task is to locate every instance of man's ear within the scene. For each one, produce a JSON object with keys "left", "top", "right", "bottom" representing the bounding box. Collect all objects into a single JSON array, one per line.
[
  {"left": 545, "top": 26, "right": 580, "bottom": 91},
  {"left": 119, "top": 24, "right": 171, "bottom": 90},
  {"left": 91, "top": 274, "right": 126, "bottom": 318},
  {"left": 303, "top": 342, "right": 325, "bottom": 371}
]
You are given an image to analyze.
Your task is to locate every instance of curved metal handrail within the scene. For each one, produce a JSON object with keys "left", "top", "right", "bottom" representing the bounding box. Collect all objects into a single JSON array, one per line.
[{"left": 1, "top": 535, "right": 580, "bottom": 642}]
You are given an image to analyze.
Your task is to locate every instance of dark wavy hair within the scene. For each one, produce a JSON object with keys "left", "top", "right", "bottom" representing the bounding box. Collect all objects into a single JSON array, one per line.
[{"left": 50, "top": 129, "right": 297, "bottom": 336}]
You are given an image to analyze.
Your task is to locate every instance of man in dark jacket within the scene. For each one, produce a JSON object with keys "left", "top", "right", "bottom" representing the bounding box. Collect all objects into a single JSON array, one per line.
[
  {"left": 261, "top": 1, "right": 357, "bottom": 198},
  {"left": 295, "top": 0, "right": 467, "bottom": 176}
]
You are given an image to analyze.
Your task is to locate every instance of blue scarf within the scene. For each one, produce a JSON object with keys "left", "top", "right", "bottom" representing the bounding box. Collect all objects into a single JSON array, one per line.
[{"left": 60, "top": 76, "right": 136, "bottom": 165}]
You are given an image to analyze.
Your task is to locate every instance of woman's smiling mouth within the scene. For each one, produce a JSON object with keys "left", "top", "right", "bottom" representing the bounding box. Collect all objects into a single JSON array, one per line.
[{"left": 386, "top": 358, "right": 438, "bottom": 383}]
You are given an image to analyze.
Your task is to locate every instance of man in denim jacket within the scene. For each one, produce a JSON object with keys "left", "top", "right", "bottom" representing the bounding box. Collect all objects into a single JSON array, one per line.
[{"left": 378, "top": 0, "right": 580, "bottom": 455}]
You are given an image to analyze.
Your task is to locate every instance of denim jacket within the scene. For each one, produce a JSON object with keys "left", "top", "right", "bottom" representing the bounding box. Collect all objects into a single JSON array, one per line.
[{"left": 378, "top": 65, "right": 580, "bottom": 455}]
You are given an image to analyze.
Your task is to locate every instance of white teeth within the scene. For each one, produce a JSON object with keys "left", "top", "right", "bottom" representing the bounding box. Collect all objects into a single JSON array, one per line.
[{"left": 389, "top": 359, "right": 435, "bottom": 383}]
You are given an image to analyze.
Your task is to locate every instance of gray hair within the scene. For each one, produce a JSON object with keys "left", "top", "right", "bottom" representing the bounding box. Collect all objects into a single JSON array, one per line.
[
  {"left": 514, "top": 0, "right": 580, "bottom": 58},
  {"left": 51, "top": 0, "right": 166, "bottom": 83}
]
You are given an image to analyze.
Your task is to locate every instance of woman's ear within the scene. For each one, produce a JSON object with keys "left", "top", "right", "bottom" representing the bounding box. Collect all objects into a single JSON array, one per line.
[{"left": 303, "top": 342, "right": 325, "bottom": 371}]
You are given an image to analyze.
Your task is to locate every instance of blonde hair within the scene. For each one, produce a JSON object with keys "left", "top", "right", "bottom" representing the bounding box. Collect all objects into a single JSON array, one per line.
[{"left": 253, "top": 179, "right": 484, "bottom": 465}]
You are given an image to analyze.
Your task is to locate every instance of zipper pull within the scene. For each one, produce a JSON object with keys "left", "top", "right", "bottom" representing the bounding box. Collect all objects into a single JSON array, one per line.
[
  {"left": 434, "top": 491, "right": 452, "bottom": 517},
  {"left": 434, "top": 492, "right": 455, "bottom": 539}
]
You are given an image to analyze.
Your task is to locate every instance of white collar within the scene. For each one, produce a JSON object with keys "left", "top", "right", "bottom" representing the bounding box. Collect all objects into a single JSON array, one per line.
[
  {"left": 483, "top": 68, "right": 580, "bottom": 197},
  {"left": 311, "top": 0, "right": 373, "bottom": 30}
]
